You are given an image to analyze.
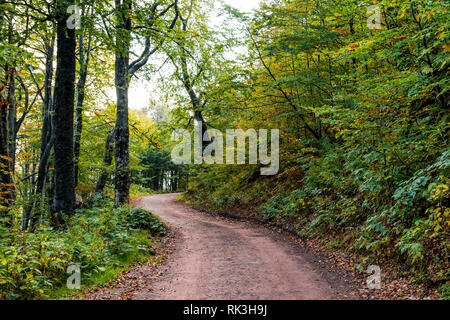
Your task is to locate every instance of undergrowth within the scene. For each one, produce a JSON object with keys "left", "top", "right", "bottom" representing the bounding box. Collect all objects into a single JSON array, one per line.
[{"left": 0, "top": 194, "right": 165, "bottom": 300}]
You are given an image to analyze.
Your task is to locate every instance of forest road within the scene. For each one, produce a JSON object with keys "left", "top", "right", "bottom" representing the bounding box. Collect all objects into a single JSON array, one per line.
[{"left": 128, "top": 193, "right": 340, "bottom": 300}]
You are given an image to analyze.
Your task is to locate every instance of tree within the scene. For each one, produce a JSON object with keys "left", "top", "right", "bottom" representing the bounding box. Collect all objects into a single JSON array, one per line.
[
  {"left": 163, "top": 0, "right": 224, "bottom": 149},
  {"left": 74, "top": 5, "right": 93, "bottom": 187},
  {"left": 0, "top": 0, "right": 36, "bottom": 217},
  {"left": 51, "top": 0, "right": 76, "bottom": 224},
  {"left": 112, "top": 0, "right": 178, "bottom": 205}
]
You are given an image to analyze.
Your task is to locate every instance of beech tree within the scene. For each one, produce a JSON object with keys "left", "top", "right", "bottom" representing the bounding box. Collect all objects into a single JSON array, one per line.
[
  {"left": 50, "top": 0, "right": 76, "bottom": 224},
  {"left": 74, "top": 5, "right": 93, "bottom": 187},
  {"left": 111, "top": 0, "right": 178, "bottom": 205}
]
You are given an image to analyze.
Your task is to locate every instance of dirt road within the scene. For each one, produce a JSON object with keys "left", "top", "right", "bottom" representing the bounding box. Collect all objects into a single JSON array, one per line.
[
  {"left": 129, "top": 194, "right": 347, "bottom": 300},
  {"left": 85, "top": 194, "right": 356, "bottom": 300}
]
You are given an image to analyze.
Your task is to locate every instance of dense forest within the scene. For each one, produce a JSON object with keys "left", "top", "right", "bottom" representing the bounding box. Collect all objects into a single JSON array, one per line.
[{"left": 0, "top": 0, "right": 448, "bottom": 299}]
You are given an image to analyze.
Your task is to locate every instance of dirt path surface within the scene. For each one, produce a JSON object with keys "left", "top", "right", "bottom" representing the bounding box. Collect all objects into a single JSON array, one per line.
[{"left": 86, "top": 194, "right": 356, "bottom": 300}]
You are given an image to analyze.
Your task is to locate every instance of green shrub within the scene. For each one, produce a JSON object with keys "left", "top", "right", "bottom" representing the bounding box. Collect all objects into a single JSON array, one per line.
[
  {"left": 0, "top": 205, "right": 166, "bottom": 300},
  {"left": 441, "top": 284, "right": 450, "bottom": 300},
  {"left": 127, "top": 208, "right": 166, "bottom": 235}
]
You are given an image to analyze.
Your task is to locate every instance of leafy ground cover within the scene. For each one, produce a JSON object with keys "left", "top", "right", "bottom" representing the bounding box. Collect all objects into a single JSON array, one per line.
[{"left": 0, "top": 194, "right": 166, "bottom": 300}]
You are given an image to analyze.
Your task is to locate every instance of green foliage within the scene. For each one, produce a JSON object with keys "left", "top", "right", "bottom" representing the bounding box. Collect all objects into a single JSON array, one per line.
[
  {"left": 137, "top": 147, "right": 187, "bottom": 192},
  {"left": 441, "top": 284, "right": 450, "bottom": 300},
  {"left": 129, "top": 184, "right": 154, "bottom": 198},
  {"left": 0, "top": 203, "right": 165, "bottom": 300},
  {"left": 183, "top": 0, "right": 449, "bottom": 287},
  {"left": 127, "top": 208, "right": 166, "bottom": 235}
]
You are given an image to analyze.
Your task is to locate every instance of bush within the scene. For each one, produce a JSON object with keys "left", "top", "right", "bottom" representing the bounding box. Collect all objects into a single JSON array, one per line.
[
  {"left": 127, "top": 208, "right": 166, "bottom": 235},
  {"left": 0, "top": 204, "right": 166, "bottom": 300}
]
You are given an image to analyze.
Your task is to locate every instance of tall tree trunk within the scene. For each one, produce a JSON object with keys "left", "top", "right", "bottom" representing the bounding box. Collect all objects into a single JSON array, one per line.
[
  {"left": 96, "top": 128, "right": 115, "bottom": 193},
  {"left": 0, "top": 21, "right": 17, "bottom": 216},
  {"left": 24, "top": 38, "right": 55, "bottom": 230},
  {"left": 29, "top": 135, "right": 55, "bottom": 230},
  {"left": 41, "top": 37, "right": 55, "bottom": 152},
  {"left": 52, "top": 0, "right": 76, "bottom": 224},
  {"left": 6, "top": 66, "right": 17, "bottom": 210},
  {"left": 175, "top": 14, "right": 210, "bottom": 147},
  {"left": 114, "top": 0, "right": 132, "bottom": 205},
  {"left": 112, "top": 0, "right": 177, "bottom": 205},
  {"left": 74, "top": 32, "right": 91, "bottom": 187},
  {"left": 0, "top": 77, "right": 14, "bottom": 217},
  {"left": 7, "top": 68, "right": 16, "bottom": 173}
]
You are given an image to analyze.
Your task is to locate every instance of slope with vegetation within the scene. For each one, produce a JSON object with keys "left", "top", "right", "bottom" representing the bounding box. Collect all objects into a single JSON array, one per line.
[
  {"left": 0, "top": 194, "right": 165, "bottom": 299},
  {"left": 178, "top": 0, "right": 449, "bottom": 295}
]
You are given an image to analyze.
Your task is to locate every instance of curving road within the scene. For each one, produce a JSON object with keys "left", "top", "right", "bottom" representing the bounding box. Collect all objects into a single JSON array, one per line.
[{"left": 127, "top": 194, "right": 341, "bottom": 300}]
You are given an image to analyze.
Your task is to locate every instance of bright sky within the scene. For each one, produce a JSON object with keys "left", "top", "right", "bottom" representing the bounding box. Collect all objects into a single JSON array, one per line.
[
  {"left": 127, "top": 0, "right": 261, "bottom": 111},
  {"left": 224, "top": 0, "right": 261, "bottom": 13}
]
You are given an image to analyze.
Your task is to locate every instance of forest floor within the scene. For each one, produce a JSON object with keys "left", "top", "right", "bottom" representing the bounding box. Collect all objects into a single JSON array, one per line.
[{"left": 82, "top": 194, "right": 440, "bottom": 300}]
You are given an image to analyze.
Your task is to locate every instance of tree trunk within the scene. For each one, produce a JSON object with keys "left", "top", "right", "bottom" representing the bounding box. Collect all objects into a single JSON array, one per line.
[
  {"left": 0, "top": 79, "right": 14, "bottom": 217},
  {"left": 42, "top": 38, "right": 55, "bottom": 150},
  {"left": 7, "top": 68, "right": 16, "bottom": 174},
  {"left": 52, "top": 0, "right": 76, "bottom": 224},
  {"left": 96, "top": 128, "right": 115, "bottom": 193},
  {"left": 112, "top": 0, "right": 176, "bottom": 204},
  {"left": 0, "top": 63, "right": 17, "bottom": 216},
  {"left": 29, "top": 135, "right": 55, "bottom": 230},
  {"left": 0, "top": 21, "right": 18, "bottom": 216},
  {"left": 114, "top": 0, "right": 132, "bottom": 205},
  {"left": 23, "top": 38, "right": 55, "bottom": 230},
  {"left": 74, "top": 32, "right": 92, "bottom": 187}
]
